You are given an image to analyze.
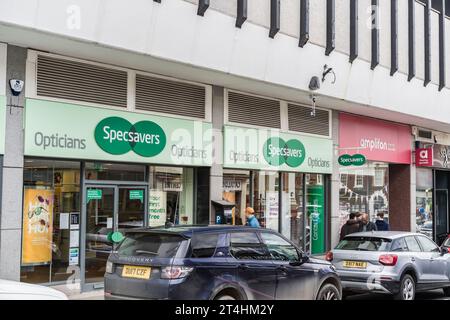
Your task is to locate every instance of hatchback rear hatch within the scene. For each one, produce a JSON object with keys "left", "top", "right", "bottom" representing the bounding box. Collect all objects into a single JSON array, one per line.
[
  {"left": 332, "top": 236, "right": 393, "bottom": 276},
  {"left": 105, "top": 231, "right": 189, "bottom": 299}
]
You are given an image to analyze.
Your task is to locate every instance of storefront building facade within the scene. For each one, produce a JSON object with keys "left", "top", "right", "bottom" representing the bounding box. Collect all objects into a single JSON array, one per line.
[
  {"left": 222, "top": 124, "right": 333, "bottom": 255},
  {"left": 414, "top": 128, "right": 450, "bottom": 245},
  {"left": 338, "top": 113, "right": 413, "bottom": 236}
]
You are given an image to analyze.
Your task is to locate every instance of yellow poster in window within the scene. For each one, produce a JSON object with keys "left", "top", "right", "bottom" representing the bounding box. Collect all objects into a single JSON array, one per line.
[{"left": 22, "top": 189, "right": 54, "bottom": 265}]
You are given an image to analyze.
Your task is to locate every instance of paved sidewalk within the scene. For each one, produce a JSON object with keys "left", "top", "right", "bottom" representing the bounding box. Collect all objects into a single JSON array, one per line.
[{"left": 51, "top": 283, "right": 104, "bottom": 300}]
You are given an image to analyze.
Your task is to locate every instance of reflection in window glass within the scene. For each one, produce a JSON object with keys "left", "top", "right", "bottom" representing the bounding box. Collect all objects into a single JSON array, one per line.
[
  {"left": 222, "top": 170, "right": 250, "bottom": 226},
  {"left": 85, "top": 162, "right": 146, "bottom": 181},
  {"left": 253, "top": 171, "right": 279, "bottom": 231},
  {"left": 416, "top": 168, "right": 433, "bottom": 238},
  {"left": 148, "top": 166, "right": 194, "bottom": 226},
  {"left": 339, "top": 162, "right": 389, "bottom": 236},
  {"left": 21, "top": 159, "right": 81, "bottom": 284},
  {"left": 281, "top": 173, "right": 305, "bottom": 249}
]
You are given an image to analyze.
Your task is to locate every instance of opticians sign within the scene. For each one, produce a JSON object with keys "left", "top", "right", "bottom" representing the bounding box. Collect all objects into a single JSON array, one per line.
[
  {"left": 24, "top": 99, "right": 213, "bottom": 166},
  {"left": 224, "top": 125, "right": 332, "bottom": 174}
]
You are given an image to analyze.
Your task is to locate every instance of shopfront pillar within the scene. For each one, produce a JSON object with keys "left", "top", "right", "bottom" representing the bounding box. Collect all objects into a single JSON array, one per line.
[
  {"left": 209, "top": 86, "right": 224, "bottom": 224},
  {"left": 0, "top": 45, "right": 26, "bottom": 281}
]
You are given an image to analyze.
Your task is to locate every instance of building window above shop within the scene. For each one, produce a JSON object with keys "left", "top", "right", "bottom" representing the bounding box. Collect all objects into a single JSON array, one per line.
[{"left": 354, "top": 171, "right": 364, "bottom": 189}]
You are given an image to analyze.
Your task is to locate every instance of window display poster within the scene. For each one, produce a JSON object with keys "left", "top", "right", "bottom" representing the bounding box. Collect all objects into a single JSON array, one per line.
[
  {"left": 149, "top": 190, "right": 167, "bottom": 227},
  {"left": 60, "top": 213, "right": 69, "bottom": 230},
  {"left": 69, "top": 248, "right": 79, "bottom": 266},
  {"left": 22, "top": 189, "right": 54, "bottom": 265},
  {"left": 70, "top": 230, "right": 80, "bottom": 248},
  {"left": 70, "top": 213, "right": 80, "bottom": 230},
  {"left": 265, "top": 191, "right": 279, "bottom": 231}
]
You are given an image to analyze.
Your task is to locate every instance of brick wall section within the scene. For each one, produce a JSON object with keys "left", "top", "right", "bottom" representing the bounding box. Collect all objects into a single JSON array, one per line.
[{"left": 389, "top": 164, "right": 411, "bottom": 231}]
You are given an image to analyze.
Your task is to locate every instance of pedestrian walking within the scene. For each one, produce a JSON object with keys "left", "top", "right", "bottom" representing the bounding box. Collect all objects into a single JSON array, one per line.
[
  {"left": 245, "top": 207, "right": 260, "bottom": 228},
  {"left": 359, "top": 213, "right": 378, "bottom": 232},
  {"left": 375, "top": 212, "right": 389, "bottom": 231},
  {"left": 339, "top": 212, "right": 361, "bottom": 241}
]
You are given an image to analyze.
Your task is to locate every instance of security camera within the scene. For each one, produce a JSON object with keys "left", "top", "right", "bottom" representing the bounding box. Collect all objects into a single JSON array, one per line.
[
  {"left": 9, "top": 79, "right": 24, "bottom": 96},
  {"left": 309, "top": 76, "right": 321, "bottom": 91}
]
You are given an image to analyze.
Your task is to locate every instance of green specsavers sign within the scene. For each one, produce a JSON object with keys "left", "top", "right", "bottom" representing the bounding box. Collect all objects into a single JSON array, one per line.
[
  {"left": 24, "top": 99, "right": 213, "bottom": 166},
  {"left": 0, "top": 96, "right": 5, "bottom": 154},
  {"left": 224, "top": 125, "right": 333, "bottom": 174}
]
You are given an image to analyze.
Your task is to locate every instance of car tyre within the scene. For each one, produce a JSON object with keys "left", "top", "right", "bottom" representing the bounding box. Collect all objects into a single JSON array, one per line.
[
  {"left": 394, "top": 275, "right": 415, "bottom": 301},
  {"left": 443, "top": 287, "right": 450, "bottom": 297},
  {"left": 214, "top": 294, "right": 236, "bottom": 301},
  {"left": 316, "top": 283, "right": 341, "bottom": 300}
]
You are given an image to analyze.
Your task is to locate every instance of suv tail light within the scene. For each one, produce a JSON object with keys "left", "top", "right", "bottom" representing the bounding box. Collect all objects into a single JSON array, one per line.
[
  {"left": 379, "top": 254, "right": 398, "bottom": 266},
  {"left": 161, "top": 266, "right": 194, "bottom": 279},
  {"left": 325, "top": 251, "right": 333, "bottom": 262}
]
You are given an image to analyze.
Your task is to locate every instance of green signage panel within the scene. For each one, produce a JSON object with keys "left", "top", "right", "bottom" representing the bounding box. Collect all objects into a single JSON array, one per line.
[
  {"left": 338, "top": 154, "right": 366, "bottom": 166},
  {"left": 24, "top": 99, "right": 213, "bottom": 166},
  {"left": 129, "top": 190, "right": 144, "bottom": 202},
  {"left": 307, "top": 185, "right": 325, "bottom": 254},
  {"left": 0, "top": 96, "right": 5, "bottom": 155},
  {"left": 87, "top": 189, "right": 102, "bottom": 201},
  {"left": 224, "top": 125, "right": 333, "bottom": 174}
]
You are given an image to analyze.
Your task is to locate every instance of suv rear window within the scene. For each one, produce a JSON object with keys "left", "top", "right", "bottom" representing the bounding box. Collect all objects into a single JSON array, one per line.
[
  {"left": 118, "top": 233, "right": 184, "bottom": 258},
  {"left": 336, "top": 237, "right": 391, "bottom": 251},
  {"left": 191, "top": 233, "right": 219, "bottom": 258}
]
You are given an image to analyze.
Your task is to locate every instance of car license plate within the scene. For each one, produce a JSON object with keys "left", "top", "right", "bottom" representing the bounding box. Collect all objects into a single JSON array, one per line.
[
  {"left": 121, "top": 265, "right": 151, "bottom": 280},
  {"left": 343, "top": 261, "right": 368, "bottom": 269}
]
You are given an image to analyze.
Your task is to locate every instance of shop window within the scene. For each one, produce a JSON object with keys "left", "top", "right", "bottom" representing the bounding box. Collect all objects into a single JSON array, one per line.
[
  {"left": 253, "top": 171, "right": 280, "bottom": 231},
  {"left": 85, "top": 162, "right": 146, "bottom": 182},
  {"left": 148, "top": 166, "right": 194, "bottom": 226},
  {"left": 416, "top": 168, "right": 433, "bottom": 238},
  {"left": 21, "top": 159, "right": 81, "bottom": 284},
  {"left": 339, "top": 163, "right": 389, "bottom": 236},
  {"left": 222, "top": 170, "right": 250, "bottom": 226},
  {"left": 340, "top": 173, "right": 348, "bottom": 186}
]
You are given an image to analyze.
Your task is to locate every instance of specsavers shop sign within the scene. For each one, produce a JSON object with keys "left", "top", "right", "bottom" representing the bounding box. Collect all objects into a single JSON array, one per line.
[
  {"left": 24, "top": 99, "right": 213, "bottom": 166},
  {"left": 224, "top": 125, "right": 333, "bottom": 174}
]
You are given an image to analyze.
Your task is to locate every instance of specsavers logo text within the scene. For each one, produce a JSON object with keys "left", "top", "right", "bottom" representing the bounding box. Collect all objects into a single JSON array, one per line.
[
  {"left": 263, "top": 137, "right": 306, "bottom": 168},
  {"left": 95, "top": 117, "right": 166, "bottom": 157}
]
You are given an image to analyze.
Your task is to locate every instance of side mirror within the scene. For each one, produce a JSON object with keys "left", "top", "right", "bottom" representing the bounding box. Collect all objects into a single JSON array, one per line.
[
  {"left": 290, "top": 250, "right": 309, "bottom": 266},
  {"left": 441, "top": 247, "right": 449, "bottom": 256}
]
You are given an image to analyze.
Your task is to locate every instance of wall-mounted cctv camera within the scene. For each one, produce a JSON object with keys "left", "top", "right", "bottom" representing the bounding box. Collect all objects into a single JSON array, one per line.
[
  {"left": 9, "top": 79, "right": 24, "bottom": 96},
  {"left": 309, "top": 76, "right": 321, "bottom": 91}
]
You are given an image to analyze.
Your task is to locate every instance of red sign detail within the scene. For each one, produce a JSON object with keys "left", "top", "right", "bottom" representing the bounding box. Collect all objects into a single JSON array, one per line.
[
  {"left": 339, "top": 113, "right": 411, "bottom": 164},
  {"left": 416, "top": 148, "right": 433, "bottom": 167}
]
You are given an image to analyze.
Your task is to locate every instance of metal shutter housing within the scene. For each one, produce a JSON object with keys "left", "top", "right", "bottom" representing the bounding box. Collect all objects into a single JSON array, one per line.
[
  {"left": 227, "top": 91, "right": 281, "bottom": 128},
  {"left": 36, "top": 55, "right": 128, "bottom": 108},
  {"left": 136, "top": 74, "right": 206, "bottom": 119},
  {"left": 288, "top": 104, "right": 330, "bottom": 136}
]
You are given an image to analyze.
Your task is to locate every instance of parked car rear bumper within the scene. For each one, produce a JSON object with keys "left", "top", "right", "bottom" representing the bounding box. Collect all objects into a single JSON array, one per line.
[{"left": 341, "top": 277, "right": 401, "bottom": 295}]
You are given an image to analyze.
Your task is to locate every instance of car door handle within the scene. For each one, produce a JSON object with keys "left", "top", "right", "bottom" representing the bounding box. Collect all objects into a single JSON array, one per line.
[
  {"left": 238, "top": 263, "right": 249, "bottom": 270},
  {"left": 277, "top": 266, "right": 288, "bottom": 273},
  {"left": 411, "top": 257, "right": 416, "bottom": 262}
]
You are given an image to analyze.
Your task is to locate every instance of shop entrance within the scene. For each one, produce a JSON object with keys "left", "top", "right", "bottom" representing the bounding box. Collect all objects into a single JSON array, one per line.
[
  {"left": 435, "top": 170, "right": 450, "bottom": 245},
  {"left": 82, "top": 184, "right": 147, "bottom": 290}
]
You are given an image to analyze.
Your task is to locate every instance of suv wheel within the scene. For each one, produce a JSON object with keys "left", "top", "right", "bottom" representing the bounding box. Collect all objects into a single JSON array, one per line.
[
  {"left": 443, "top": 287, "right": 450, "bottom": 297},
  {"left": 214, "top": 294, "right": 236, "bottom": 300},
  {"left": 394, "top": 275, "right": 415, "bottom": 301},
  {"left": 316, "top": 283, "right": 341, "bottom": 300}
]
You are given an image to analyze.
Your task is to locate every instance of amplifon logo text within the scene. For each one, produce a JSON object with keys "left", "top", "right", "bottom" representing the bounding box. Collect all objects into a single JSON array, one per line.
[
  {"left": 360, "top": 137, "right": 395, "bottom": 152},
  {"left": 263, "top": 137, "right": 306, "bottom": 168},
  {"left": 94, "top": 117, "right": 167, "bottom": 157}
]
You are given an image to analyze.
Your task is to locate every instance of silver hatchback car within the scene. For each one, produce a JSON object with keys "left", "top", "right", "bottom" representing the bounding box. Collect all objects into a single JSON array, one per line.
[{"left": 328, "top": 231, "right": 450, "bottom": 300}]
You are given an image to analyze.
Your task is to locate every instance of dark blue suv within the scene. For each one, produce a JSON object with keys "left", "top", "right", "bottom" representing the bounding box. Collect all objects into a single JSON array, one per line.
[{"left": 104, "top": 225, "right": 341, "bottom": 300}]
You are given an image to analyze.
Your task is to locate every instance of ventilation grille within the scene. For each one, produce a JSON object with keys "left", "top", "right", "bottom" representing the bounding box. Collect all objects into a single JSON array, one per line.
[
  {"left": 418, "top": 129, "right": 433, "bottom": 140},
  {"left": 36, "top": 55, "right": 128, "bottom": 108},
  {"left": 288, "top": 104, "right": 330, "bottom": 136},
  {"left": 227, "top": 91, "right": 281, "bottom": 128},
  {"left": 136, "top": 74, "right": 206, "bottom": 119}
]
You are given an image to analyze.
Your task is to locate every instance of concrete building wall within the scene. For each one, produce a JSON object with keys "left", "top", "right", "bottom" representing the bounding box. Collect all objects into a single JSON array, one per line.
[{"left": 0, "top": 45, "right": 26, "bottom": 281}]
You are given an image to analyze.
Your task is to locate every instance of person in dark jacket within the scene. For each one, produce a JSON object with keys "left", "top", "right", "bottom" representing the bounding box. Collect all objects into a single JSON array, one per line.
[
  {"left": 375, "top": 212, "right": 389, "bottom": 231},
  {"left": 359, "top": 213, "right": 378, "bottom": 232},
  {"left": 340, "top": 213, "right": 361, "bottom": 241}
]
